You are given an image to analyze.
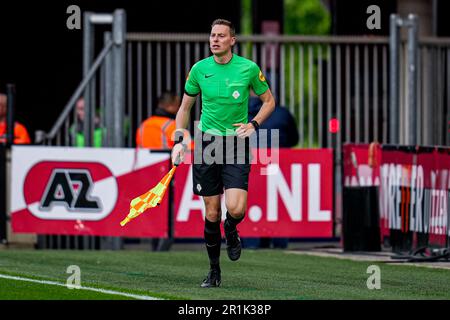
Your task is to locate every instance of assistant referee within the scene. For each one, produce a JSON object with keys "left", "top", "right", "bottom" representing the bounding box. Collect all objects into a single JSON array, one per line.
[{"left": 171, "top": 19, "right": 275, "bottom": 288}]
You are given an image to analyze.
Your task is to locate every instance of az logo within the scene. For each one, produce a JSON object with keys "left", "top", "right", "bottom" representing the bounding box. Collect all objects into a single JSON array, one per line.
[{"left": 40, "top": 169, "right": 101, "bottom": 212}]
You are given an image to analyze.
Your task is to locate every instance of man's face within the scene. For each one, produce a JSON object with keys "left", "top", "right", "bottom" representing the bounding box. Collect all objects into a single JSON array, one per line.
[
  {"left": 209, "top": 24, "right": 235, "bottom": 56},
  {"left": 76, "top": 99, "right": 85, "bottom": 120}
]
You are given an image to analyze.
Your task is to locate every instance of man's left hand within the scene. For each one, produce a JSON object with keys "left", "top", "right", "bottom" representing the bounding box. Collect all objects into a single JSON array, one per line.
[{"left": 233, "top": 123, "right": 255, "bottom": 138}]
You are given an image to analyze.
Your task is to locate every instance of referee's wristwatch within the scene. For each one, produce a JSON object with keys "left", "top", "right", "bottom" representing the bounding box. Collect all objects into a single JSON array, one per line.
[{"left": 250, "top": 120, "right": 260, "bottom": 130}]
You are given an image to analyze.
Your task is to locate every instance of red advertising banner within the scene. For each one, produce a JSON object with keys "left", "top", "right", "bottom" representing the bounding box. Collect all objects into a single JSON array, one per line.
[
  {"left": 379, "top": 148, "right": 415, "bottom": 234},
  {"left": 11, "top": 146, "right": 170, "bottom": 237},
  {"left": 343, "top": 143, "right": 387, "bottom": 237},
  {"left": 174, "top": 149, "right": 334, "bottom": 238},
  {"left": 344, "top": 144, "right": 450, "bottom": 248},
  {"left": 11, "top": 147, "right": 334, "bottom": 238},
  {"left": 380, "top": 146, "right": 450, "bottom": 247}
]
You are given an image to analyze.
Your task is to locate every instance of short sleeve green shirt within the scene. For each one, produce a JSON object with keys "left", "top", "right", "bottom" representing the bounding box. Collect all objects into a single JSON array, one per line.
[{"left": 185, "top": 54, "right": 269, "bottom": 136}]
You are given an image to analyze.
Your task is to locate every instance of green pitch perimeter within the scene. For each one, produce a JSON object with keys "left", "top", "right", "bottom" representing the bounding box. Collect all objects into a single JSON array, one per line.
[{"left": 0, "top": 249, "right": 449, "bottom": 300}]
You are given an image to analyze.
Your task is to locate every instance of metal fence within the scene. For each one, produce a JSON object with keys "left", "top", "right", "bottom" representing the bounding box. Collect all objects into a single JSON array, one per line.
[
  {"left": 124, "top": 33, "right": 449, "bottom": 151},
  {"left": 35, "top": 10, "right": 126, "bottom": 250},
  {"left": 125, "top": 34, "right": 390, "bottom": 151},
  {"left": 416, "top": 38, "right": 450, "bottom": 146},
  {"left": 38, "top": 10, "right": 126, "bottom": 151},
  {"left": 40, "top": 32, "right": 450, "bottom": 152}
]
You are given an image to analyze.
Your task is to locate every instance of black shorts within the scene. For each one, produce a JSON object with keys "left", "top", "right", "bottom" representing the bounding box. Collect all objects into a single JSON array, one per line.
[{"left": 193, "top": 131, "right": 251, "bottom": 196}]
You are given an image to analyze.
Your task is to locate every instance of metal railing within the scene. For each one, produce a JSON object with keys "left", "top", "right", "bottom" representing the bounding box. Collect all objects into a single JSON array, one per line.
[
  {"left": 416, "top": 38, "right": 450, "bottom": 147},
  {"left": 42, "top": 31, "right": 450, "bottom": 151},
  {"left": 125, "top": 33, "right": 392, "bottom": 150},
  {"left": 35, "top": 9, "right": 126, "bottom": 250},
  {"left": 124, "top": 32, "right": 449, "bottom": 150},
  {"left": 390, "top": 14, "right": 450, "bottom": 147},
  {"left": 37, "top": 9, "right": 126, "bottom": 151}
]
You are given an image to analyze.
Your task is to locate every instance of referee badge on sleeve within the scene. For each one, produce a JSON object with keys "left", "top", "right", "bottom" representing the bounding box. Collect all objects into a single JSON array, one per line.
[{"left": 259, "top": 71, "right": 266, "bottom": 82}]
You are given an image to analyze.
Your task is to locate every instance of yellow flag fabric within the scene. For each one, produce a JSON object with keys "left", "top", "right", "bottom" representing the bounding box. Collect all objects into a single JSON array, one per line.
[{"left": 120, "top": 166, "right": 177, "bottom": 227}]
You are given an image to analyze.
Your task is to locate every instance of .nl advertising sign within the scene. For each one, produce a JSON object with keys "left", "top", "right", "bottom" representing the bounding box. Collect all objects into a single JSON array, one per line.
[
  {"left": 174, "top": 149, "right": 334, "bottom": 237},
  {"left": 11, "top": 146, "right": 334, "bottom": 238}
]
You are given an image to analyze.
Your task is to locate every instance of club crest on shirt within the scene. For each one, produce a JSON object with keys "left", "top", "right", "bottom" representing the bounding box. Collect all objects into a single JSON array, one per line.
[
  {"left": 259, "top": 71, "right": 266, "bottom": 82},
  {"left": 232, "top": 90, "right": 240, "bottom": 99}
]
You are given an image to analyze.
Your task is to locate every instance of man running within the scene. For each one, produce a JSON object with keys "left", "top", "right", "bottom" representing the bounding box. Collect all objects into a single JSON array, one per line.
[{"left": 171, "top": 19, "right": 275, "bottom": 288}]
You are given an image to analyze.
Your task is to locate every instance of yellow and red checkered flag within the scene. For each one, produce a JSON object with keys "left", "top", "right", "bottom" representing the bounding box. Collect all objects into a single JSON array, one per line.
[{"left": 120, "top": 165, "right": 177, "bottom": 227}]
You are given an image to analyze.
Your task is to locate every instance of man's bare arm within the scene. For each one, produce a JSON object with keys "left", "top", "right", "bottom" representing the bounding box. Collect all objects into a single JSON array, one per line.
[
  {"left": 250, "top": 89, "right": 275, "bottom": 125},
  {"left": 176, "top": 93, "right": 197, "bottom": 130},
  {"left": 171, "top": 93, "right": 197, "bottom": 165}
]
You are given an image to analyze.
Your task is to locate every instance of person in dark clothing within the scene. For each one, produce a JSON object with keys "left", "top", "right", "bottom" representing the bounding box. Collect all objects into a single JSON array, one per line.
[
  {"left": 248, "top": 96, "right": 299, "bottom": 148},
  {"left": 245, "top": 95, "right": 299, "bottom": 249}
]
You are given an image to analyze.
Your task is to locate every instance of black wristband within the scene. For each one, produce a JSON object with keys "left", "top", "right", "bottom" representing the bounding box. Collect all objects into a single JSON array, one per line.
[{"left": 250, "top": 120, "right": 260, "bottom": 130}]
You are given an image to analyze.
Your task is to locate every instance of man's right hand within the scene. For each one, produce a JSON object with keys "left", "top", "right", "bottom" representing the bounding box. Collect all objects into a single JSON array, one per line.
[{"left": 171, "top": 143, "right": 185, "bottom": 166}]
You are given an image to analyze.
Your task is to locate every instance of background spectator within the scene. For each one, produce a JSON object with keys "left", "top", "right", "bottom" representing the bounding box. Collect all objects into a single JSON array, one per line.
[
  {"left": 244, "top": 93, "right": 300, "bottom": 249},
  {"left": 248, "top": 94, "right": 299, "bottom": 149},
  {"left": 0, "top": 93, "right": 31, "bottom": 144},
  {"left": 136, "top": 91, "right": 192, "bottom": 149},
  {"left": 70, "top": 98, "right": 104, "bottom": 147}
]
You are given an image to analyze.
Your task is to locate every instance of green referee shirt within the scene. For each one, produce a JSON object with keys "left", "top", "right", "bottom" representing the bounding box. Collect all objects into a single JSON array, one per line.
[{"left": 185, "top": 53, "right": 269, "bottom": 136}]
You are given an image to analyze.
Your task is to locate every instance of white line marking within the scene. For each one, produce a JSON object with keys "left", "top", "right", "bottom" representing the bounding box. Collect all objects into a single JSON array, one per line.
[{"left": 0, "top": 273, "right": 162, "bottom": 300}]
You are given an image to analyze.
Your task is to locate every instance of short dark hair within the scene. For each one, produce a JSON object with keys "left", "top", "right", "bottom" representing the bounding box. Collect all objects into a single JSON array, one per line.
[
  {"left": 211, "top": 19, "right": 235, "bottom": 37},
  {"left": 158, "top": 91, "right": 179, "bottom": 107}
]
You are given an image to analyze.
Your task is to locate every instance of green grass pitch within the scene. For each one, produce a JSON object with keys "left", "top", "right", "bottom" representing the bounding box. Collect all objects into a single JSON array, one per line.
[{"left": 0, "top": 249, "right": 449, "bottom": 300}]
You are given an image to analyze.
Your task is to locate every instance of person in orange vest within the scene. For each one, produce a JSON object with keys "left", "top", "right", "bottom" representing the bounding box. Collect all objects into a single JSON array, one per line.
[
  {"left": 0, "top": 93, "right": 31, "bottom": 144},
  {"left": 136, "top": 91, "right": 192, "bottom": 149}
]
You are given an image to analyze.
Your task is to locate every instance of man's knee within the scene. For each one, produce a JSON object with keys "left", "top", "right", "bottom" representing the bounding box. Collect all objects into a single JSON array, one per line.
[
  {"left": 205, "top": 209, "right": 221, "bottom": 222},
  {"left": 226, "top": 203, "right": 246, "bottom": 218},
  {"left": 203, "top": 197, "right": 222, "bottom": 222},
  {"left": 225, "top": 189, "right": 247, "bottom": 217}
]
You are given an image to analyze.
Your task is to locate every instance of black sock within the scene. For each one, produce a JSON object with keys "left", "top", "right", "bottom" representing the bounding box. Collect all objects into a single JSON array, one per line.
[
  {"left": 224, "top": 211, "right": 244, "bottom": 234},
  {"left": 204, "top": 218, "right": 222, "bottom": 270}
]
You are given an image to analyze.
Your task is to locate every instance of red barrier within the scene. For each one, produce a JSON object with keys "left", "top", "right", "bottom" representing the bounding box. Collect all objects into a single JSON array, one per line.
[
  {"left": 174, "top": 149, "right": 334, "bottom": 238},
  {"left": 380, "top": 146, "right": 450, "bottom": 247},
  {"left": 343, "top": 143, "right": 387, "bottom": 238},
  {"left": 344, "top": 143, "right": 450, "bottom": 249},
  {"left": 11, "top": 146, "right": 334, "bottom": 238},
  {"left": 11, "top": 147, "right": 169, "bottom": 237}
]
